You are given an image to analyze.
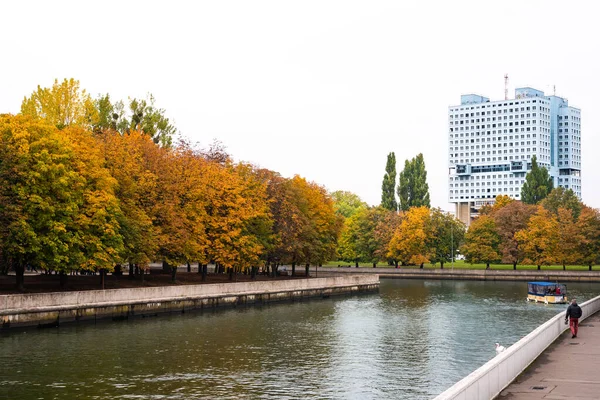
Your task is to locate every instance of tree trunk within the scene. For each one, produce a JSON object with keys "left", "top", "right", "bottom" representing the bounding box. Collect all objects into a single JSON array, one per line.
[
  {"left": 162, "top": 261, "right": 170, "bottom": 274},
  {"left": 419, "top": 263, "right": 424, "bottom": 269},
  {"left": 15, "top": 263, "right": 25, "bottom": 292},
  {"left": 292, "top": 262, "right": 296, "bottom": 277},
  {"left": 100, "top": 269, "right": 105, "bottom": 290},
  {"left": 251, "top": 266, "right": 256, "bottom": 279},
  {"left": 228, "top": 267, "right": 234, "bottom": 281},
  {"left": 141, "top": 267, "right": 145, "bottom": 282},
  {"left": 305, "top": 263, "right": 310, "bottom": 277},
  {"left": 395, "top": 260, "right": 399, "bottom": 269},
  {"left": 355, "top": 261, "right": 359, "bottom": 268},
  {"left": 440, "top": 261, "right": 444, "bottom": 269},
  {"left": 171, "top": 264, "right": 177, "bottom": 282},
  {"left": 59, "top": 271, "right": 68, "bottom": 288},
  {"left": 129, "top": 263, "right": 134, "bottom": 279},
  {"left": 563, "top": 264, "right": 566, "bottom": 271},
  {"left": 513, "top": 262, "right": 517, "bottom": 270},
  {"left": 187, "top": 262, "right": 191, "bottom": 273},
  {"left": 486, "top": 263, "right": 490, "bottom": 270},
  {"left": 372, "top": 262, "right": 376, "bottom": 268},
  {"left": 537, "top": 265, "right": 541, "bottom": 270},
  {"left": 589, "top": 264, "right": 593, "bottom": 271},
  {"left": 272, "top": 264, "right": 278, "bottom": 278},
  {"left": 202, "top": 264, "right": 207, "bottom": 281}
]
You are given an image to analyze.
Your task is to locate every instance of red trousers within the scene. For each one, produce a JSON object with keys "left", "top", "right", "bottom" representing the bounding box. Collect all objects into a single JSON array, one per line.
[{"left": 570, "top": 318, "right": 579, "bottom": 337}]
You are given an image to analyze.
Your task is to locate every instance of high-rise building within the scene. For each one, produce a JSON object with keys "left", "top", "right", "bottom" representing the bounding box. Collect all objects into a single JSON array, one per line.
[{"left": 448, "top": 87, "right": 581, "bottom": 226}]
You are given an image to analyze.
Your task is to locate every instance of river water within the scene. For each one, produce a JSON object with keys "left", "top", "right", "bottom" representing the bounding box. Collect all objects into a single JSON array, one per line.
[{"left": 2, "top": 279, "right": 599, "bottom": 399}]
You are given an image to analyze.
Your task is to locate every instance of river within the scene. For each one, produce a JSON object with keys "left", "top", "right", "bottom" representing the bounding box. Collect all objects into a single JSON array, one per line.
[{"left": 1, "top": 279, "right": 599, "bottom": 399}]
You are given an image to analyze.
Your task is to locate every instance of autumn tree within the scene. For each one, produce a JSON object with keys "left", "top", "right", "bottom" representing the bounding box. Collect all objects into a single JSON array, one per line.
[
  {"left": 460, "top": 215, "right": 500, "bottom": 269},
  {"left": 338, "top": 207, "right": 389, "bottom": 268},
  {"left": 388, "top": 206, "right": 431, "bottom": 267},
  {"left": 492, "top": 201, "right": 536, "bottom": 269},
  {"left": 521, "top": 155, "right": 553, "bottom": 204},
  {"left": 551, "top": 208, "right": 583, "bottom": 270},
  {"left": 515, "top": 206, "right": 559, "bottom": 270},
  {"left": 428, "top": 208, "right": 465, "bottom": 269},
  {"left": 21, "top": 78, "right": 97, "bottom": 130},
  {"left": 398, "top": 153, "right": 430, "bottom": 211},
  {"left": 381, "top": 152, "right": 398, "bottom": 211},
  {"left": 577, "top": 206, "right": 600, "bottom": 271},
  {"left": 0, "top": 115, "right": 122, "bottom": 289},
  {"left": 372, "top": 208, "right": 403, "bottom": 266},
  {"left": 331, "top": 190, "right": 367, "bottom": 219}
]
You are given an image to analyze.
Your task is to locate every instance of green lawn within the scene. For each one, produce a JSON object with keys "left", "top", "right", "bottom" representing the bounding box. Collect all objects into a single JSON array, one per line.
[{"left": 324, "top": 260, "right": 596, "bottom": 271}]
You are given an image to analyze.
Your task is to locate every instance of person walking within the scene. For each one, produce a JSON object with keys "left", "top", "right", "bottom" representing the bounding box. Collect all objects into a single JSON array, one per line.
[{"left": 565, "top": 298, "right": 583, "bottom": 338}]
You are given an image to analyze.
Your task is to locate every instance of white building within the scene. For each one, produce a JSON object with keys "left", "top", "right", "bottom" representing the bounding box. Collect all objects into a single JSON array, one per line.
[{"left": 448, "top": 87, "right": 581, "bottom": 226}]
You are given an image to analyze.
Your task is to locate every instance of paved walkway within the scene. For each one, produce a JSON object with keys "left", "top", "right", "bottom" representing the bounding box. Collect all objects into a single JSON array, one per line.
[{"left": 500, "top": 313, "right": 600, "bottom": 399}]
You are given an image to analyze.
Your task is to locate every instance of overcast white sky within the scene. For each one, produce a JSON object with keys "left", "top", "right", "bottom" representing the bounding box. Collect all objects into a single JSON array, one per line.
[{"left": 2, "top": 0, "right": 599, "bottom": 210}]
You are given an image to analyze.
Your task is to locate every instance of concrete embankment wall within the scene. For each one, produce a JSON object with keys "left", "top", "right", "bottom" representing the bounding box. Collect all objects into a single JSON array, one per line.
[
  {"left": 317, "top": 267, "right": 600, "bottom": 282},
  {"left": 0, "top": 275, "right": 379, "bottom": 330},
  {"left": 433, "top": 294, "right": 600, "bottom": 400}
]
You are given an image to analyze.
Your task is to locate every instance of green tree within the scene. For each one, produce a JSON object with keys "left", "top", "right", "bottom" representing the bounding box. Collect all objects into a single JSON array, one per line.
[
  {"left": 381, "top": 152, "right": 398, "bottom": 211},
  {"left": 521, "top": 155, "right": 553, "bottom": 204},
  {"left": 126, "top": 95, "right": 177, "bottom": 147},
  {"left": 460, "top": 215, "right": 500, "bottom": 269},
  {"left": 541, "top": 187, "right": 582, "bottom": 219},
  {"left": 428, "top": 208, "right": 465, "bottom": 269},
  {"left": 398, "top": 153, "right": 430, "bottom": 211},
  {"left": 331, "top": 190, "right": 367, "bottom": 219}
]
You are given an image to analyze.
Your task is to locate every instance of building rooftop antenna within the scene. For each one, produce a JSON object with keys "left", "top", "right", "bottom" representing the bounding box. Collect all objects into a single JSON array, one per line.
[{"left": 504, "top": 74, "right": 509, "bottom": 100}]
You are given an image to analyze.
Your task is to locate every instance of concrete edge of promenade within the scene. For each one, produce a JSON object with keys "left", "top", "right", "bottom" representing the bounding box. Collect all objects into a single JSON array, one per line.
[
  {"left": 0, "top": 274, "right": 379, "bottom": 331},
  {"left": 316, "top": 266, "right": 600, "bottom": 282},
  {"left": 432, "top": 293, "right": 600, "bottom": 400}
]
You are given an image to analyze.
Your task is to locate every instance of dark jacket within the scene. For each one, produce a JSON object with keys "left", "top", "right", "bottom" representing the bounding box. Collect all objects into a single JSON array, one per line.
[{"left": 566, "top": 303, "right": 583, "bottom": 320}]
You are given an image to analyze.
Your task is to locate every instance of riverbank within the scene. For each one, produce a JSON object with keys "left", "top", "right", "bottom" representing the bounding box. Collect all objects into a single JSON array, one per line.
[
  {"left": 316, "top": 266, "right": 600, "bottom": 282},
  {"left": 0, "top": 274, "right": 379, "bottom": 330}
]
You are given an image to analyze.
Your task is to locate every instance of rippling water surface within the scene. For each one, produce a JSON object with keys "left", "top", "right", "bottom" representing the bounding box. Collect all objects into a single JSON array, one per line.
[{"left": 2, "top": 279, "right": 600, "bottom": 399}]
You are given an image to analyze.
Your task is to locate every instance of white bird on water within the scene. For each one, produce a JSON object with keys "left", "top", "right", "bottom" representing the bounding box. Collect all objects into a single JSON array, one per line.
[{"left": 495, "top": 343, "right": 506, "bottom": 354}]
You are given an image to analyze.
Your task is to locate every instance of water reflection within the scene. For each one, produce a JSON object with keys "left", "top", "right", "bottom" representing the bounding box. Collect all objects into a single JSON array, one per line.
[{"left": 1, "top": 279, "right": 599, "bottom": 399}]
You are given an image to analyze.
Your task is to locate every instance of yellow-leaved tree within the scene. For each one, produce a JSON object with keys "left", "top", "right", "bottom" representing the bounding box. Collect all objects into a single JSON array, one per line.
[{"left": 21, "top": 78, "right": 97, "bottom": 129}]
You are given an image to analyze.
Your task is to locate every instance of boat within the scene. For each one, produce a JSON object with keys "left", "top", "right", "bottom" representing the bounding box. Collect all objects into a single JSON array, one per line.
[{"left": 527, "top": 281, "right": 567, "bottom": 304}]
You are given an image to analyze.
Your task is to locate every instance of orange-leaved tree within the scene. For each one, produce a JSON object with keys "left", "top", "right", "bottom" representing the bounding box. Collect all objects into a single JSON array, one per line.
[
  {"left": 388, "top": 206, "right": 431, "bottom": 268},
  {"left": 577, "top": 206, "right": 600, "bottom": 271},
  {"left": 515, "top": 206, "right": 559, "bottom": 270}
]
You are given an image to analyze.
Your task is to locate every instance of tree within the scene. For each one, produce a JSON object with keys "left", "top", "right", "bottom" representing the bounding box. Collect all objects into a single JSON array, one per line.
[
  {"left": 521, "top": 155, "right": 553, "bottom": 204},
  {"left": 428, "top": 208, "right": 465, "bottom": 269},
  {"left": 388, "top": 206, "right": 431, "bottom": 267},
  {"left": 515, "top": 206, "right": 559, "bottom": 270},
  {"left": 126, "top": 95, "right": 177, "bottom": 147},
  {"left": 381, "top": 152, "right": 398, "bottom": 211},
  {"left": 21, "top": 78, "right": 97, "bottom": 130},
  {"left": 551, "top": 208, "right": 583, "bottom": 270},
  {"left": 541, "top": 187, "right": 583, "bottom": 219},
  {"left": 331, "top": 190, "right": 367, "bottom": 219},
  {"left": 492, "top": 201, "right": 536, "bottom": 269},
  {"left": 460, "top": 215, "right": 500, "bottom": 269},
  {"left": 0, "top": 115, "right": 122, "bottom": 289},
  {"left": 372, "top": 208, "right": 403, "bottom": 266},
  {"left": 398, "top": 153, "right": 430, "bottom": 211},
  {"left": 577, "top": 206, "right": 600, "bottom": 271}
]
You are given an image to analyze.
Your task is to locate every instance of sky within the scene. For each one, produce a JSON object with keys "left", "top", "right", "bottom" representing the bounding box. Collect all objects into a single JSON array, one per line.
[{"left": 1, "top": 0, "right": 599, "bottom": 210}]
